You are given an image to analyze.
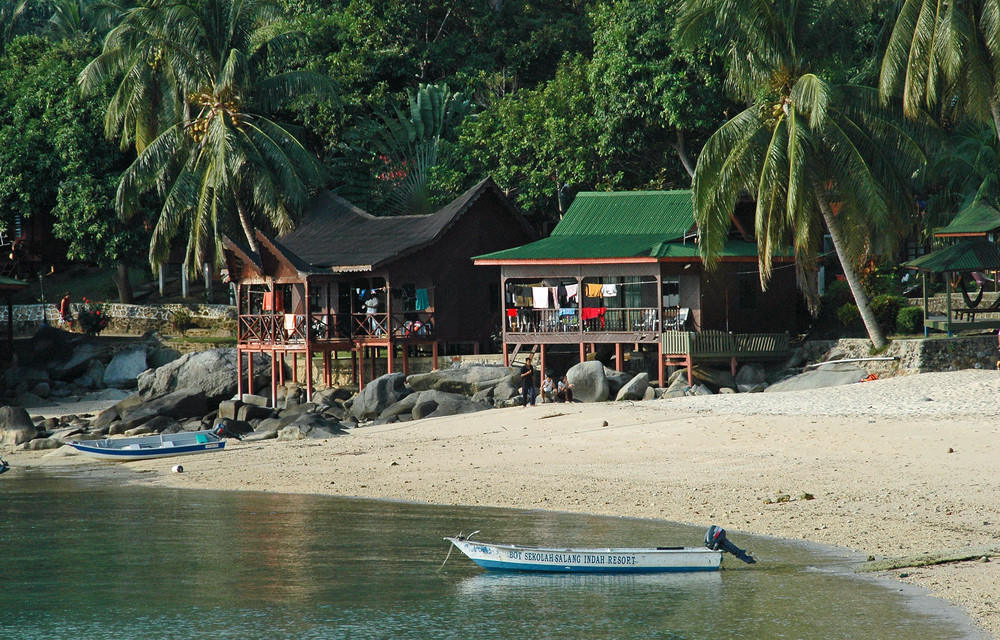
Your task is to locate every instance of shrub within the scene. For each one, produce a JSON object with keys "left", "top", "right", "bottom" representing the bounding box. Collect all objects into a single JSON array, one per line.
[
  {"left": 837, "top": 303, "right": 860, "bottom": 328},
  {"left": 871, "top": 294, "right": 907, "bottom": 334},
  {"left": 896, "top": 305, "right": 924, "bottom": 335},
  {"left": 823, "top": 279, "right": 854, "bottom": 308},
  {"left": 172, "top": 308, "right": 193, "bottom": 333},
  {"left": 76, "top": 298, "right": 110, "bottom": 336}
]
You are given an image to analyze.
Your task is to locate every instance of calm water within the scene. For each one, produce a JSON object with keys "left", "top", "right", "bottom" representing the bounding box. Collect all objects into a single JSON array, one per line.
[{"left": 0, "top": 468, "right": 983, "bottom": 640}]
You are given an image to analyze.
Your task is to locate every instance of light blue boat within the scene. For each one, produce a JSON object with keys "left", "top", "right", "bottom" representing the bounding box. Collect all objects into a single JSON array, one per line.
[
  {"left": 68, "top": 429, "right": 226, "bottom": 461},
  {"left": 445, "top": 526, "right": 754, "bottom": 573}
]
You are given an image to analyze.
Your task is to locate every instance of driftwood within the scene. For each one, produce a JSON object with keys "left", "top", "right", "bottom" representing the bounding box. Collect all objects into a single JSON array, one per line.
[{"left": 857, "top": 546, "right": 998, "bottom": 573}]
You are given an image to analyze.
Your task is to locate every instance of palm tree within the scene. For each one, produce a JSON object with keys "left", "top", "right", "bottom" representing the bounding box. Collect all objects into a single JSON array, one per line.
[
  {"left": 880, "top": 0, "right": 1000, "bottom": 144},
  {"left": 83, "top": 0, "right": 336, "bottom": 273},
  {"left": 0, "top": 0, "right": 27, "bottom": 56},
  {"left": 675, "top": 0, "right": 929, "bottom": 349},
  {"left": 372, "top": 83, "right": 474, "bottom": 216}
]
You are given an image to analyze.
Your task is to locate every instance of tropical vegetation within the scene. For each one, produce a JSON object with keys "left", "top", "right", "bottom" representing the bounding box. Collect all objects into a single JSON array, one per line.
[{"left": 0, "top": 0, "right": 996, "bottom": 345}]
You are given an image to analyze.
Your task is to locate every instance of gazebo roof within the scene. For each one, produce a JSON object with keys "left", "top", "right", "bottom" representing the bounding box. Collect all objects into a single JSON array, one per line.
[
  {"left": 935, "top": 202, "right": 1000, "bottom": 237},
  {"left": 904, "top": 238, "right": 1000, "bottom": 273}
]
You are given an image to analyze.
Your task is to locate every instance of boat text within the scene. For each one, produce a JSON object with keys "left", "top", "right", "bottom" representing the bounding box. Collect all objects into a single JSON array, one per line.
[{"left": 506, "top": 551, "right": 637, "bottom": 565}]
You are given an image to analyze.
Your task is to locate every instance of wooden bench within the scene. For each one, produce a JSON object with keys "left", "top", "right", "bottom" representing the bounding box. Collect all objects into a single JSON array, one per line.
[{"left": 662, "top": 330, "right": 791, "bottom": 386}]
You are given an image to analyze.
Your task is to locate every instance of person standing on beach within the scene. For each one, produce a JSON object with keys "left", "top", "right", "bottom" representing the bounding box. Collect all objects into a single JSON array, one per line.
[
  {"left": 59, "top": 293, "right": 73, "bottom": 331},
  {"left": 520, "top": 354, "right": 537, "bottom": 407}
]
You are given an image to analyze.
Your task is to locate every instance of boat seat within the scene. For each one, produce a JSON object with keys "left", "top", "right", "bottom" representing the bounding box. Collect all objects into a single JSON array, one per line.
[{"left": 195, "top": 434, "right": 210, "bottom": 444}]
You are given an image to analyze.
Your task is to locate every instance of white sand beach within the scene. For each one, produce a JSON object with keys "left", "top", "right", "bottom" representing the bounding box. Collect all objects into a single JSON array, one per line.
[{"left": 9, "top": 369, "right": 1000, "bottom": 637}]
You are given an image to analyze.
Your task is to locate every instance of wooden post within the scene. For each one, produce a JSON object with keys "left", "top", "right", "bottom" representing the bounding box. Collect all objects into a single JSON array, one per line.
[
  {"left": 922, "top": 272, "right": 929, "bottom": 337},
  {"left": 658, "top": 350, "right": 665, "bottom": 388},
  {"left": 247, "top": 351, "right": 254, "bottom": 396},
  {"left": 579, "top": 342, "right": 585, "bottom": 363},
  {"left": 304, "top": 279, "right": 313, "bottom": 402},
  {"left": 279, "top": 352, "right": 285, "bottom": 385},
  {"left": 503, "top": 342, "right": 509, "bottom": 367},
  {"left": 615, "top": 343, "right": 623, "bottom": 371},
  {"left": 540, "top": 344, "right": 546, "bottom": 381},
  {"left": 432, "top": 341, "right": 439, "bottom": 370},
  {"left": 236, "top": 348, "right": 244, "bottom": 398},
  {"left": 271, "top": 351, "right": 277, "bottom": 409}
]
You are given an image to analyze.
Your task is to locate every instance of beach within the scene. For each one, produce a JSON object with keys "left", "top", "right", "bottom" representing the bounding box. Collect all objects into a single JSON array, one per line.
[{"left": 11, "top": 369, "right": 1000, "bottom": 637}]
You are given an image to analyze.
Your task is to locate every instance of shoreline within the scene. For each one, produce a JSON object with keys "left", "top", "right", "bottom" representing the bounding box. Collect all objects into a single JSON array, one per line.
[{"left": 6, "top": 369, "right": 999, "bottom": 637}]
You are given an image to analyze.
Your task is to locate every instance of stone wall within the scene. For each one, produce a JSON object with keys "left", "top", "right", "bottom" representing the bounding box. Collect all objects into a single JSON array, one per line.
[
  {"left": 3, "top": 303, "right": 235, "bottom": 336},
  {"left": 810, "top": 336, "right": 998, "bottom": 376}
]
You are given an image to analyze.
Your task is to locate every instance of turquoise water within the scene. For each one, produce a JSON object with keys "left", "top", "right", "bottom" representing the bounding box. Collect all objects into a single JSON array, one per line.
[{"left": 0, "top": 468, "right": 982, "bottom": 640}]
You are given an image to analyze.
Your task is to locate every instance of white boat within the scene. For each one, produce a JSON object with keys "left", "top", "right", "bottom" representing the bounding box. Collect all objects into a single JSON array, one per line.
[
  {"left": 67, "top": 428, "right": 227, "bottom": 461},
  {"left": 444, "top": 525, "right": 755, "bottom": 574}
]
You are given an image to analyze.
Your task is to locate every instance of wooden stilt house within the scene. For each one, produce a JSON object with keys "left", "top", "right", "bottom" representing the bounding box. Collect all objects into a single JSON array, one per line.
[
  {"left": 474, "top": 190, "right": 798, "bottom": 387},
  {"left": 224, "top": 178, "right": 534, "bottom": 403}
]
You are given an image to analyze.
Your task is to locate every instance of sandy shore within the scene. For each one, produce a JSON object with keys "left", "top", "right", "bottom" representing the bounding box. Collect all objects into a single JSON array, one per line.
[{"left": 8, "top": 369, "right": 1000, "bottom": 637}]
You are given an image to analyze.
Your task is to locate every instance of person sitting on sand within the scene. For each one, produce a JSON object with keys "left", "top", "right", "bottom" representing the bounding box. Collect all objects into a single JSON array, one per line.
[
  {"left": 556, "top": 375, "right": 574, "bottom": 402},
  {"left": 540, "top": 374, "right": 555, "bottom": 403}
]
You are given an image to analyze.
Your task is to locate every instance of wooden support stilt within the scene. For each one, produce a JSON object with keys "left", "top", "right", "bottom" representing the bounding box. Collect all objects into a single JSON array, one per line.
[
  {"left": 236, "top": 348, "right": 244, "bottom": 397},
  {"left": 402, "top": 344, "right": 409, "bottom": 375},
  {"left": 503, "top": 342, "right": 509, "bottom": 367},
  {"left": 358, "top": 347, "right": 365, "bottom": 390},
  {"left": 579, "top": 342, "right": 585, "bottom": 362},
  {"left": 540, "top": 344, "right": 546, "bottom": 380},
  {"left": 387, "top": 339, "right": 395, "bottom": 374},
  {"left": 658, "top": 353, "right": 665, "bottom": 388},
  {"left": 247, "top": 352, "right": 254, "bottom": 396},
  {"left": 270, "top": 351, "right": 277, "bottom": 409},
  {"left": 615, "top": 343, "right": 623, "bottom": 371},
  {"left": 432, "top": 341, "right": 439, "bottom": 370}
]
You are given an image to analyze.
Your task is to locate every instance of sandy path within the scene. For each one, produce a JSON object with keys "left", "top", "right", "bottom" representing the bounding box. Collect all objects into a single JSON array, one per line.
[{"left": 8, "top": 369, "right": 1000, "bottom": 637}]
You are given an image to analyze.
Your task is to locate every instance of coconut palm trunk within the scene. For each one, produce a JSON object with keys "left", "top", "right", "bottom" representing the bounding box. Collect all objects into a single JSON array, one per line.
[{"left": 814, "top": 189, "right": 886, "bottom": 348}]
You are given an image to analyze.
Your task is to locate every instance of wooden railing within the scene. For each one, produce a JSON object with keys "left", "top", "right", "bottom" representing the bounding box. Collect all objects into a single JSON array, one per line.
[
  {"left": 506, "top": 307, "right": 659, "bottom": 333},
  {"left": 662, "top": 330, "right": 790, "bottom": 359}
]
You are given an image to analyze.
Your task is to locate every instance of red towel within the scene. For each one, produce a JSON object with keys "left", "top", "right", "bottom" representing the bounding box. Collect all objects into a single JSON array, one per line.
[{"left": 506, "top": 308, "right": 518, "bottom": 317}]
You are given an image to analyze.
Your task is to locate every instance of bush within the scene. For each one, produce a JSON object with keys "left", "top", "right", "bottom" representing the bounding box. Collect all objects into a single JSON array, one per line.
[
  {"left": 172, "top": 308, "right": 193, "bottom": 333},
  {"left": 871, "top": 294, "right": 907, "bottom": 334},
  {"left": 837, "top": 303, "right": 860, "bottom": 328},
  {"left": 823, "top": 279, "right": 854, "bottom": 308},
  {"left": 76, "top": 298, "right": 109, "bottom": 336},
  {"left": 896, "top": 305, "right": 924, "bottom": 335}
]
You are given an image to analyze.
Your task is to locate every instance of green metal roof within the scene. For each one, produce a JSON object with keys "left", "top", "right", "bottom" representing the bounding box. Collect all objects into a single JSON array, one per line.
[
  {"left": 476, "top": 190, "right": 701, "bottom": 261},
  {"left": 551, "top": 190, "right": 695, "bottom": 238},
  {"left": 905, "top": 238, "right": 1000, "bottom": 273},
  {"left": 0, "top": 275, "right": 28, "bottom": 289},
  {"left": 935, "top": 202, "right": 1000, "bottom": 236}
]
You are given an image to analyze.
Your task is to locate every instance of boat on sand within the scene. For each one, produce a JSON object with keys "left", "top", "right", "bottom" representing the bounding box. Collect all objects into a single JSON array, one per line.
[
  {"left": 444, "top": 525, "right": 755, "bottom": 574},
  {"left": 68, "top": 428, "right": 227, "bottom": 461}
]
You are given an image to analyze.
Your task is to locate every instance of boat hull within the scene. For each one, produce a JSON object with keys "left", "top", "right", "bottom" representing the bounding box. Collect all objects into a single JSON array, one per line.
[
  {"left": 68, "top": 431, "right": 226, "bottom": 461},
  {"left": 445, "top": 538, "right": 722, "bottom": 573}
]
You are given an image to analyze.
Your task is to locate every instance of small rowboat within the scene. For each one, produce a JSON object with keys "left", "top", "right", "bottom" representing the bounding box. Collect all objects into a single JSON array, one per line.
[
  {"left": 445, "top": 525, "right": 755, "bottom": 574},
  {"left": 68, "top": 428, "right": 226, "bottom": 461}
]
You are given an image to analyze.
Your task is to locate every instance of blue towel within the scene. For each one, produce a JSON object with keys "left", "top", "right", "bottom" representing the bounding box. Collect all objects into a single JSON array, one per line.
[{"left": 415, "top": 288, "right": 429, "bottom": 310}]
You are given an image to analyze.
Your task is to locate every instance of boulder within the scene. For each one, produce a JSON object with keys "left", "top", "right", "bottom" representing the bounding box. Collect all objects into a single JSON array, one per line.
[
  {"left": 735, "top": 363, "right": 768, "bottom": 393},
  {"left": 277, "top": 414, "right": 344, "bottom": 440},
  {"left": 406, "top": 365, "right": 517, "bottom": 395},
  {"left": 137, "top": 348, "right": 271, "bottom": 404},
  {"left": 379, "top": 389, "right": 490, "bottom": 421},
  {"left": 615, "top": 372, "right": 650, "bottom": 401},
  {"left": 103, "top": 347, "right": 149, "bottom": 389},
  {"left": 604, "top": 368, "right": 631, "bottom": 398},
  {"left": 213, "top": 418, "right": 253, "bottom": 437},
  {"left": 0, "top": 406, "right": 37, "bottom": 445},
  {"left": 688, "top": 383, "right": 714, "bottom": 396},
  {"left": 20, "top": 437, "right": 62, "bottom": 450},
  {"left": 52, "top": 345, "right": 108, "bottom": 382},
  {"left": 147, "top": 345, "right": 181, "bottom": 369},
  {"left": 660, "top": 377, "right": 689, "bottom": 399},
  {"left": 493, "top": 379, "right": 518, "bottom": 403},
  {"left": 765, "top": 365, "right": 867, "bottom": 392},
  {"left": 566, "top": 361, "right": 609, "bottom": 403},
  {"left": 139, "top": 415, "right": 180, "bottom": 433},
  {"left": 120, "top": 388, "right": 209, "bottom": 422},
  {"left": 690, "top": 365, "right": 737, "bottom": 391},
  {"left": 5, "top": 366, "right": 49, "bottom": 389},
  {"left": 31, "top": 382, "right": 51, "bottom": 399},
  {"left": 350, "top": 373, "right": 411, "bottom": 421},
  {"left": 313, "top": 387, "right": 354, "bottom": 406}
]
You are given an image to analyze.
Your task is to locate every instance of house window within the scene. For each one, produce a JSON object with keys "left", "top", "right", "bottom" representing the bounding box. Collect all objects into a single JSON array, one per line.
[
  {"left": 662, "top": 276, "right": 680, "bottom": 308},
  {"left": 738, "top": 272, "right": 759, "bottom": 310}
]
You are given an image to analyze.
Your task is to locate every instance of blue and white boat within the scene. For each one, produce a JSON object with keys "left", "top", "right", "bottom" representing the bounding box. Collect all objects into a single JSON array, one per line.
[
  {"left": 444, "top": 526, "right": 754, "bottom": 574},
  {"left": 68, "top": 429, "right": 226, "bottom": 461}
]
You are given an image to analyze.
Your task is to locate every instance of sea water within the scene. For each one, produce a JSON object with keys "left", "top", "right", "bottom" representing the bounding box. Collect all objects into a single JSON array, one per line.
[{"left": 0, "top": 468, "right": 984, "bottom": 640}]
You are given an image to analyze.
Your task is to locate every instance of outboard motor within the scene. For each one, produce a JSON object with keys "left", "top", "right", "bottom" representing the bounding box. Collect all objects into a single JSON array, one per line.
[
  {"left": 212, "top": 423, "right": 243, "bottom": 441},
  {"left": 705, "top": 525, "right": 756, "bottom": 564}
]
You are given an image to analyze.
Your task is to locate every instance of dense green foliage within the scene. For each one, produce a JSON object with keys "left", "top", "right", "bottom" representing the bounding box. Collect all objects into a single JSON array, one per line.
[{"left": 0, "top": 0, "right": 998, "bottom": 322}]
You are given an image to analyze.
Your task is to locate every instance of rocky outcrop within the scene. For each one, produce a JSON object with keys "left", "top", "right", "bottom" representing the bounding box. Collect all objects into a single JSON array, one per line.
[
  {"left": 136, "top": 348, "right": 272, "bottom": 404},
  {"left": 406, "top": 365, "right": 517, "bottom": 396},
  {"left": 350, "top": 373, "right": 410, "bottom": 421},
  {"left": 615, "top": 373, "right": 649, "bottom": 401},
  {"left": 0, "top": 406, "right": 36, "bottom": 446},
  {"left": 102, "top": 346, "right": 149, "bottom": 389},
  {"left": 566, "top": 361, "right": 609, "bottom": 402},
  {"left": 765, "top": 365, "right": 867, "bottom": 392},
  {"left": 378, "top": 389, "right": 490, "bottom": 422}
]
